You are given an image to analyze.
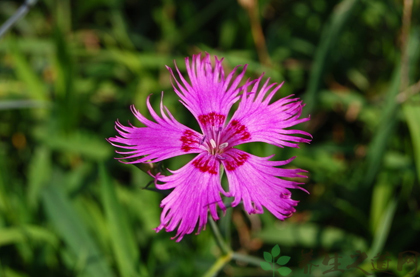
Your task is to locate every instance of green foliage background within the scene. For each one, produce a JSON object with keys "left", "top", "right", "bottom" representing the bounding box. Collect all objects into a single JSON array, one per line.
[{"left": 0, "top": 0, "right": 420, "bottom": 276}]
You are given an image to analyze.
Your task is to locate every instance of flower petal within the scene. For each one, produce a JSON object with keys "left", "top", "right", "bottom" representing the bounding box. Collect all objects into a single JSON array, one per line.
[
  {"left": 108, "top": 94, "right": 202, "bottom": 164},
  {"left": 223, "top": 76, "right": 312, "bottom": 148},
  {"left": 155, "top": 153, "right": 226, "bottom": 241},
  {"left": 221, "top": 148, "right": 308, "bottom": 220},
  {"left": 166, "top": 53, "right": 252, "bottom": 131}
]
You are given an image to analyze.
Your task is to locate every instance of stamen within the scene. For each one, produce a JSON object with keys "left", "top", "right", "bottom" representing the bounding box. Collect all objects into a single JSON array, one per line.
[
  {"left": 216, "top": 155, "right": 226, "bottom": 160},
  {"left": 219, "top": 142, "right": 228, "bottom": 149},
  {"left": 210, "top": 139, "right": 217, "bottom": 149}
]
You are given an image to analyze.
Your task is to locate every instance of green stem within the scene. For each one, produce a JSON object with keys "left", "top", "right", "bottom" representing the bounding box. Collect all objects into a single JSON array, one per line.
[
  {"left": 219, "top": 197, "right": 233, "bottom": 244},
  {"left": 209, "top": 217, "right": 231, "bottom": 255},
  {"left": 202, "top": 252, "right": 233, "bottom": 277},
  {"left": 0, "top": 0, "right": 38, "bottom": 39},
  {"left": 231, "top": 252, "right": 266, "bottom": 267}
]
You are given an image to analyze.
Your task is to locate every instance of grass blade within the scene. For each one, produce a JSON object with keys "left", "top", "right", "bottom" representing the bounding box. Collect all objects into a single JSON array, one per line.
[
  {"left": 27, "top": 147, "right": 51, "bottom": 208},
  {"left": 369, "top": 173, "right": 394, "bottom": 234},
  {"left": 8, "top": 39, "right": 47, "bottom": 102},
  {"left": 304, "top": 0, "right": 360, "bottom": 113},
  {"left": 0, "top": 100, "right": 49, "bottom": 110},
  {"left": 403, "top": 104, "right": 420, "bottom": 181},
  {"left": 368, "top": 198, "right": 398, "bottom": 258},
  {"left": 364, "top": 30, "right": 420, "bottom": 187},
  {"left": 0, "top": 225, "right": 58, "bottom": 247},
  {"left": 99, "top": 163, "right": 140, "bottom": 277},
  {"left": 42, "top": 181, "right": 114, "bottom": 277}
]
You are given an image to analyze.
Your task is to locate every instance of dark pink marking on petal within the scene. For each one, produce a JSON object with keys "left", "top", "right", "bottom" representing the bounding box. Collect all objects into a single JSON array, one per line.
[
  {"left": 225, "top": 152, "right": 249, "bottom": 171},
  {"left": 198, "top": 112, "right": 226, "bottom": 127},
  {"left": 192, "top": 155, "right": 218, "bottom": 174},
  {"left": 229, "top": 120, "right": 251, "bottom": 141},
  {"left": 180, "top": 129, "right": 199, "bottom": 152}
]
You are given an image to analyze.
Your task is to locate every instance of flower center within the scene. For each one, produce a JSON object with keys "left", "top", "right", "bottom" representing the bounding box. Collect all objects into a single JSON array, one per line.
[
  {"left": 208, "top": 139, "right": 228, "bottom": 155},
  {"left": 199, "top": 126, "right": 229, "bottom": 158}
]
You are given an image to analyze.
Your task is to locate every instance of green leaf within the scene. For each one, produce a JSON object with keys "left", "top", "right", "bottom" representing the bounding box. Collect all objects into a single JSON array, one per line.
[
  {"left": 41, "top": 131, "right": 112, "bottom": 161},
  {"left": 0, "top": 100, "right": 50, "bottom": 110},
  {"left": 271, "top": 244, "right": 280, "bottom": 257},
  {"left": 276, "top": 256, "right": 291, "bottom": 266},
  {"left": 0, "top": 225, "right": 58, "bottom": 247},
  {"left": 369, "top": 173, "right": 394, "bottom": 234},
  {"left": 8, "top": 39, "right": 47, "bottom": 102},
  {"left": 1, "top": 267, "right": 28, "bottom": 277},
  {"left": 260, "top": 262, "right": 272, "bottom": 271},
  {"left": 278, "top": 267, "right": 292, "bottom": 276},
  {"left": 403, "top": 104, "right": 420, "bottom": 182},
  {"left": 41, "top": 181, "right": 113, "bottom": 277},
  {"left": 304, "top": 0, "right": 359, "bottom": 113},
  {"left": 364, "top": 30, "right": 420, "bottom": 188},
  {"left": 27, "top": 147, "right": 51, "bottom": 208},
  {"left": 263, "top": 252, "right": 273, "bottom": 263},
  {"left": 368, "top": 198, "right": 398, "bottom": 258},
  {"left": 99, "top": 163, "right": 140, "bottom": 277}
]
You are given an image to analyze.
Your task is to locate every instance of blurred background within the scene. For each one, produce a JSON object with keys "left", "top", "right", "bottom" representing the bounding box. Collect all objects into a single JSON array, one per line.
[{"left": 1, "top": 0, "right": 420, "bottom": 276}]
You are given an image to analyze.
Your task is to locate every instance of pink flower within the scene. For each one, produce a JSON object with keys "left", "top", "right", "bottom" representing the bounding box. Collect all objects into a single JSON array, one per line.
[{"left": 108, "top": 54, "right": 311, "bottom": 241}]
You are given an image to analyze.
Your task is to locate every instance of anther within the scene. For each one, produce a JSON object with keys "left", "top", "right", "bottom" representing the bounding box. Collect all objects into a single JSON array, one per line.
[
  {"left": 219, "top": 142, "right": 228, "bottom": 149},
  {"left": 210, "top": 139, "right": 217, "bottom": 149}
]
